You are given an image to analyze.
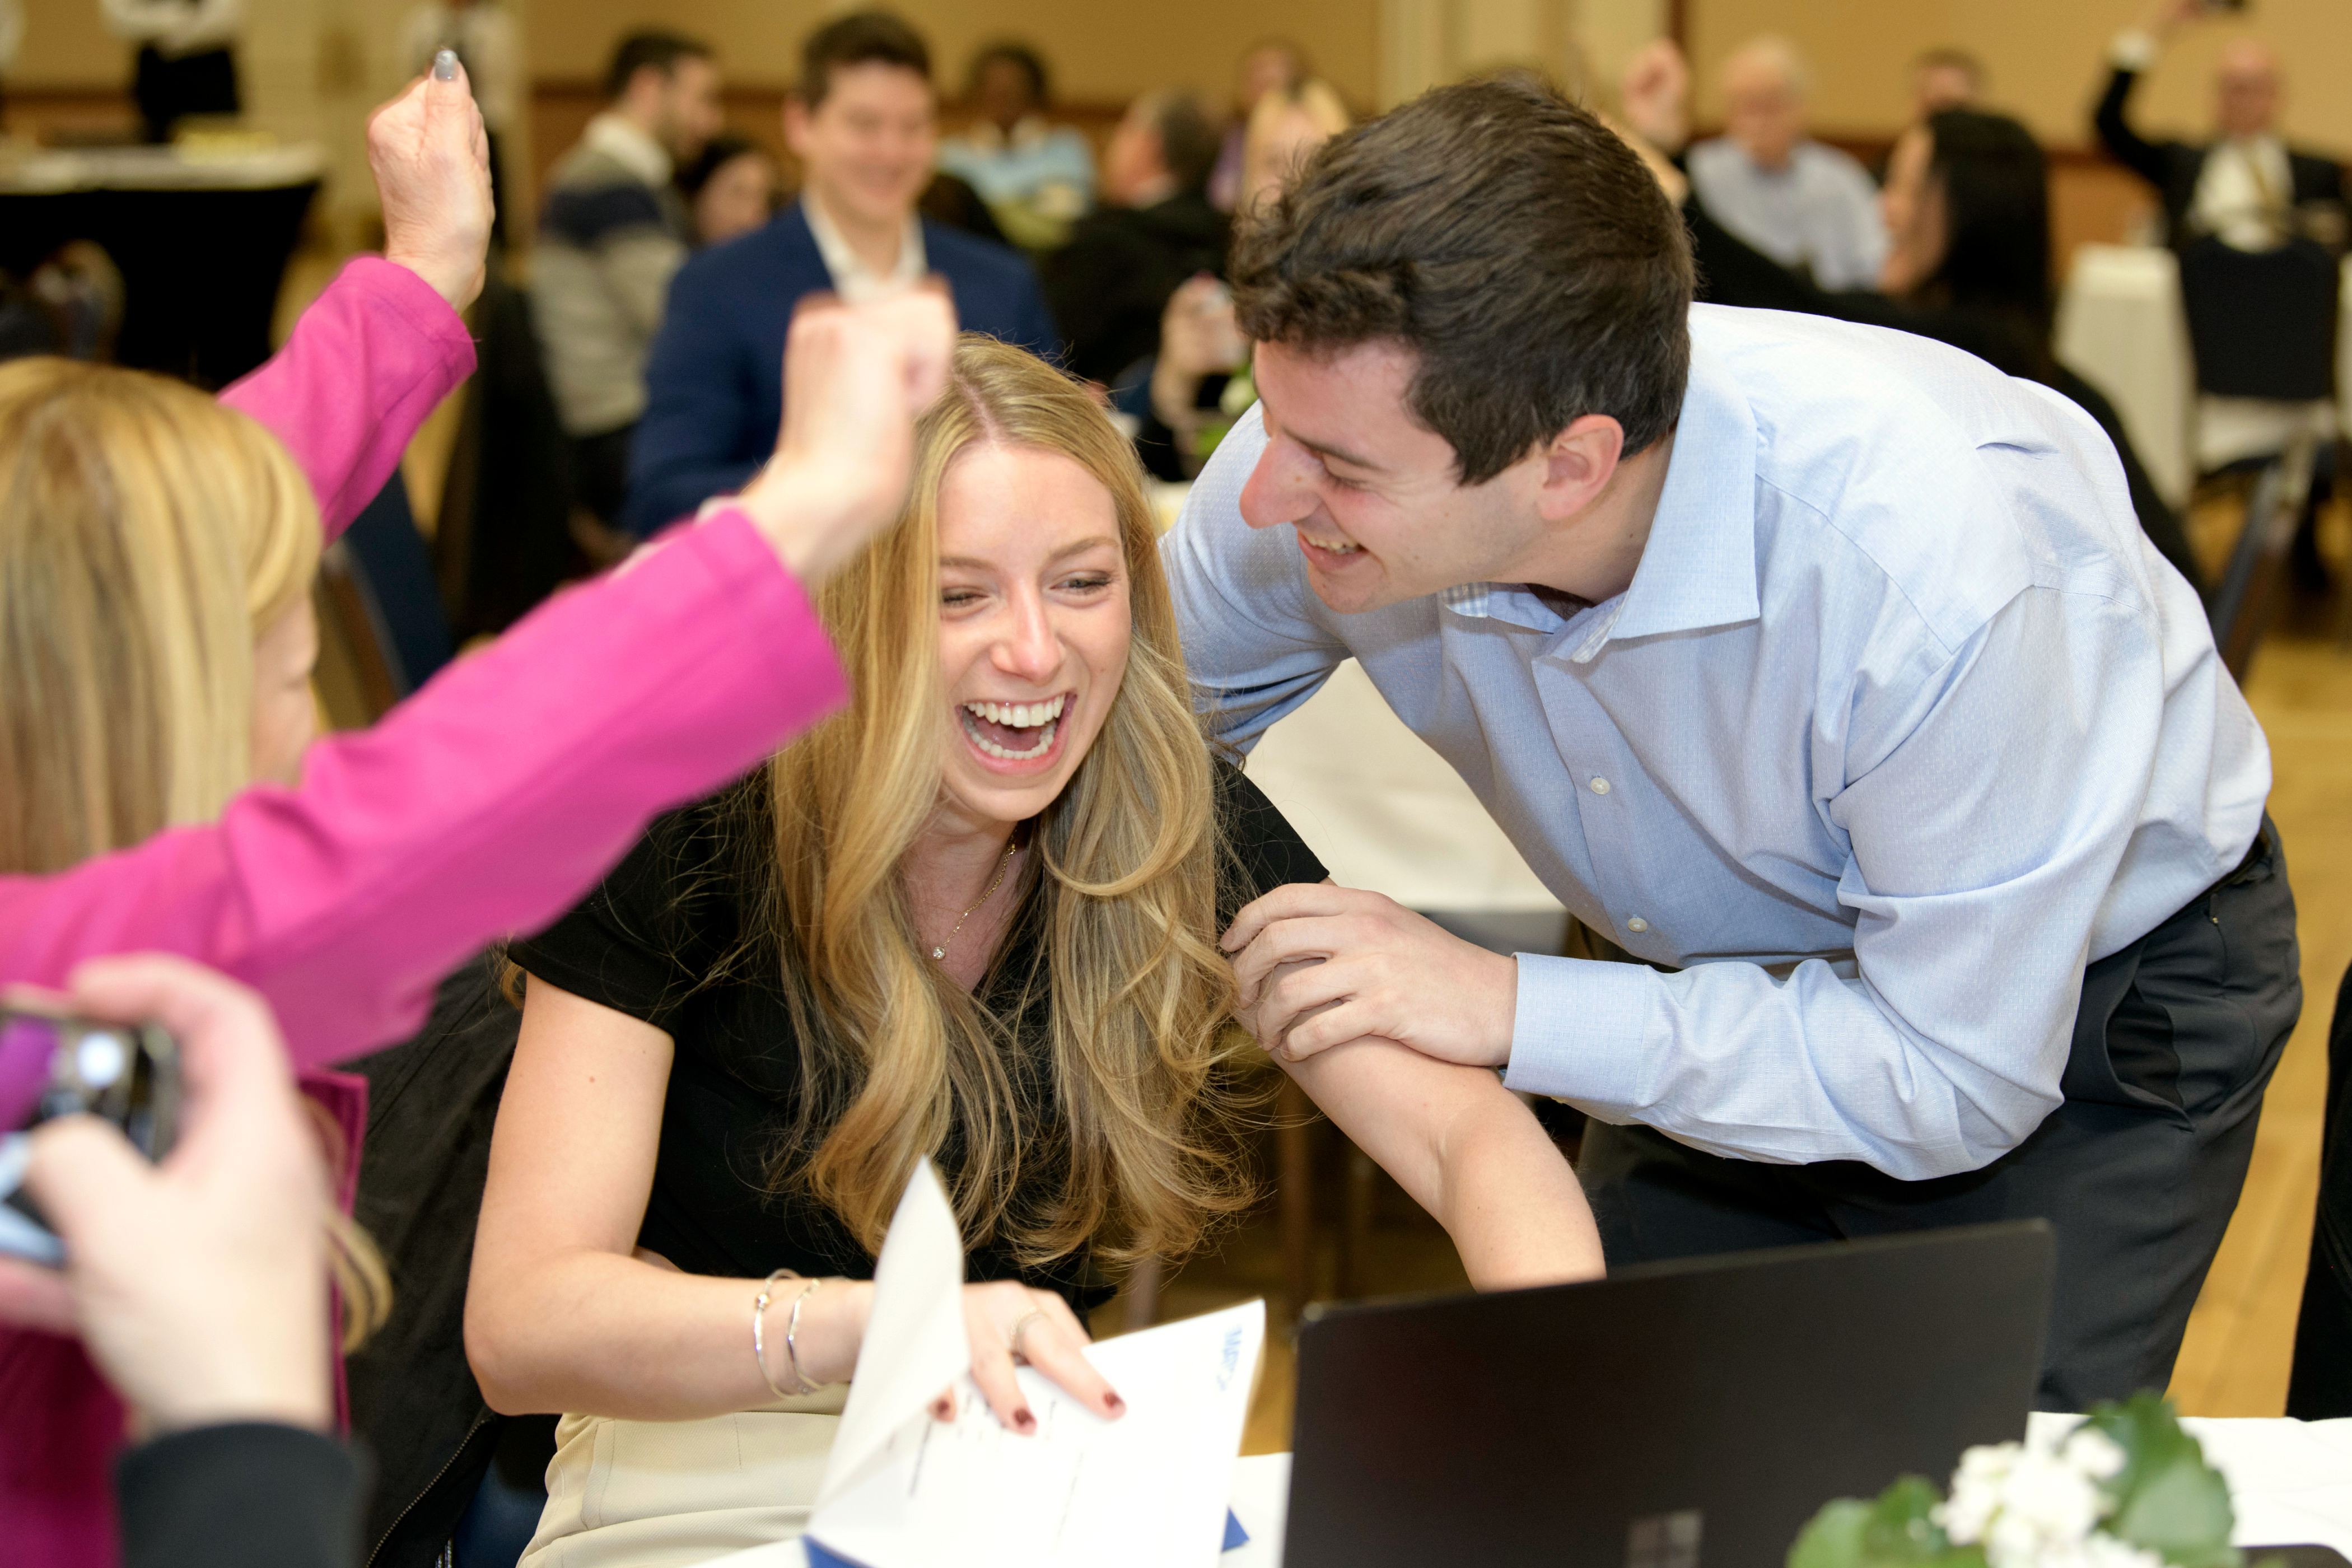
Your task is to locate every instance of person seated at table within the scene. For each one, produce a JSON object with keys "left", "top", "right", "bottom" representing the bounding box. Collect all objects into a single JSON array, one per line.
[
  {"left": 0, "top": 60, "right": 958, "bottom": 1567},
  {"left": 469, "top": 338, "right": 1602, "bottom": 1565},
  {"left": 1208, "top": 38, "right": 1309, "bottom": 213},
  {"left": 1618, "top": 51, "right": 2202, "bottom": 599},
  {"left": 533, "top": 30, "right": 723, "bottom": 534},
  {"left": 1044, "top": 88, "right": 1228, "bottom": 386},
  {"left": 104, "top": 0, "right": 243, "bottom": 143},
  {"left": 1909, "top": 46, "right": 1984, "bottom": 120},
  {"left": 1686, "top": 36, "right": 1885, "bottom": 291},
  {"left": 2095, "top": 0, "right": 2349, "bottom": 253},
  {"left": 626, "top": 10, "right": 1060, "bottom": 537},
  {"left": 935, "top": 41, "right": 1097, "bottom": 250},
  {"left": 678, "top": 132, "right": 781, "bottom": 248}
]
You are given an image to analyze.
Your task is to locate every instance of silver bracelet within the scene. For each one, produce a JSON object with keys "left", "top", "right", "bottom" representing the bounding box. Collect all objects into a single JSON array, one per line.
[
  {"left": 752, "top": 1268, "right": 801, "bottom": 1401},
  {"left": 782, "top": 1277, "right": 825, "bottom": 1396}
]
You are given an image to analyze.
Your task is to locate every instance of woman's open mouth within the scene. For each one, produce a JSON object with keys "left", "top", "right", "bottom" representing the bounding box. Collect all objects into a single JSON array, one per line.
[{"left": 958, "top": 693, "right": 1070, "bottom": 765}]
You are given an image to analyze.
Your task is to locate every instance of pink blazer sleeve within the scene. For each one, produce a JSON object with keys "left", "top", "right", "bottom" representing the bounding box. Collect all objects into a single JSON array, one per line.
[
  {"left": 220, "top": 255, "right": 479, "bottom": 538},
  {"left": 0, "top": 510, "right": 844, "bottom": 1124}
]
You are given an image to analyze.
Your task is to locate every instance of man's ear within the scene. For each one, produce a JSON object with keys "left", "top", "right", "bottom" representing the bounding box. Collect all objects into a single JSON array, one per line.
[
  {"left": 782, "top": 96, "right": 810, "bottom": 156},
  {"left": 1534, "top": 414, "right": 1628, "bottom": 522}
]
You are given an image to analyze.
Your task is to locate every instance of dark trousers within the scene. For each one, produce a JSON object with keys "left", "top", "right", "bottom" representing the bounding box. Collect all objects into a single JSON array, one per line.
[
  {"left": 133, "top": 46, "right": 239, "bottom": 144},
  {"left": 1577, "top": 819, "right": 2300, "bottom": 1412}
]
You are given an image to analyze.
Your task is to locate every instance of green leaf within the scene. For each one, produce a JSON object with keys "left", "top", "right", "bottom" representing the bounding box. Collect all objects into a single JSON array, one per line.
[
  {"left": 1790, "top": 1499, "right": 1875, "bottom": 1568},
  {"left": 2081, "top": 1392, "right": 2241, "bottom": 1568},
  {"left": 1789, "top": 1477, "right": 1987, "bottom": 1568}
]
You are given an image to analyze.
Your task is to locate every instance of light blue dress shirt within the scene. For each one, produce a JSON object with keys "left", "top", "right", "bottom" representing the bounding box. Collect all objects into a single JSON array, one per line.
[{"left": 1163, "top": 305, "right": 2270, "bottom": 1180}]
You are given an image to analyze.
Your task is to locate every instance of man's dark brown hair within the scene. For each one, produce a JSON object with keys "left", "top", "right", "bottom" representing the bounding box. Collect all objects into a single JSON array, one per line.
[
  {"left": 604, "top": 31, "right": 715, "bottom": 104},
  {"left": 799, "top": 11, "right": 931, "bottom": 109},
  {"left": 1230, "top": 77, "right": 1693, "bottom": 483}
]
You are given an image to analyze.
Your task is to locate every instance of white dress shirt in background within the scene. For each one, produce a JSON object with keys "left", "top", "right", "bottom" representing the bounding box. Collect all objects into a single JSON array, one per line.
[
  {"left": 1687, "top": 138, "right": 1888, "bottom": 291},
  {"left": 1163, "top": 305, "right": 2266, "bottom": 1182},
  {"left": 802, "top": 193, "right": 925, "bottom": 304},
  {"left": 101, "top": 0, "right": 242, "bottom": 58}
]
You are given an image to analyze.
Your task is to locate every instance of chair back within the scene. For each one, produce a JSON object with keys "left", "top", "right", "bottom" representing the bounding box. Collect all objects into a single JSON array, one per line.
[{"left": 2178, "top": 235, "right": 2341, "bottom": 401}]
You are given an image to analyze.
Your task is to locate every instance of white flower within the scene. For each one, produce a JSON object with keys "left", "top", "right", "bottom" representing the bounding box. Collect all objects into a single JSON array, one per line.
[
  {"left": 2039, "top": 1534, "right": 2166, "bottom": 1568},
  {"left": 1935, "top": 1434, "right": 2126, "bottom": 1568}
]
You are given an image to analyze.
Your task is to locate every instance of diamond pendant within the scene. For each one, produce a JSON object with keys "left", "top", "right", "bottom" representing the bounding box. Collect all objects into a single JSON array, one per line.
[{"left": 931, "top": 947, "right": 946, "bottom": 960}]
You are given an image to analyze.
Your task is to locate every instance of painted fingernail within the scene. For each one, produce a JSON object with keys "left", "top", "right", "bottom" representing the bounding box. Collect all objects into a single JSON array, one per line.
[
  {"left": 1014, "top": 1408, "right": 1036, "bottom": 1432},
  {"left": 1105, "top": 1392, "right": 1127, "bottom": 1415},
  {"left": 930, "top": 1395, "right": 953, "bottom": 1421},
  {"left": 433, "top": 49, "right": 459, "bottom": 81}
]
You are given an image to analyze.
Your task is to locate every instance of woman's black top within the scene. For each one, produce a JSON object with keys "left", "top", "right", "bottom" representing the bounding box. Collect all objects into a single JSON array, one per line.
[{"left": 510, "top": 760, "right": 1326, "bottom": 1312}]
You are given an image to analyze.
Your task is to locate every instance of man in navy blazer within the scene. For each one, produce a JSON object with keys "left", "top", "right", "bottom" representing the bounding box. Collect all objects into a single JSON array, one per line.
[{"left": 625, "top": 11, "right": 1061, "bottom": 535}]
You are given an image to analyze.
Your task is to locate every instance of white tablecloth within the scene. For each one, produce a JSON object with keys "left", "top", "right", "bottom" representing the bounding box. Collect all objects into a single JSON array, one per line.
[
  {"left": 1239, "top": 659, "right": 1564, "bottom": 916},
  {"left": 703, "top": 1421, "right": 2352, "bottom": 1565},
  {"left": 2055, "top": 242, "right": 2352, "bottom": 509}
]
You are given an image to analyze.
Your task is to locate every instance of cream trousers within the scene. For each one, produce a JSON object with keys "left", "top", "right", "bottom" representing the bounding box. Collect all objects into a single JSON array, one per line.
[{"left": 519, "top": 1385, "right": 849, "bottom": 1568}]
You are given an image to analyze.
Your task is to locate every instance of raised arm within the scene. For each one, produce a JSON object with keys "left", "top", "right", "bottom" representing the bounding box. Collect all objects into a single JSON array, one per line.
[
  {"left": 0, "top": 289, "right": 959, "bottom": 1129},
  {"left": 2093, "top": 1, "right": 2201, "bottom": 192},
  {"left": 221, "top": 60, "right": 493, "bottom": 538},
  {"left": 1280, "top": 1030, "right": 1601, "bottom": 1290}
]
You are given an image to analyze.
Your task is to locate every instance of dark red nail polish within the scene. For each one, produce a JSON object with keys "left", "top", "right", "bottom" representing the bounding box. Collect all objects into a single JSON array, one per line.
[
  {"left": 1105, "top": 1393, "right": 1127, "bottom": 1414},
  {"left": 1015, "top": 1408, "right": 1036, "bottom": 1432}
]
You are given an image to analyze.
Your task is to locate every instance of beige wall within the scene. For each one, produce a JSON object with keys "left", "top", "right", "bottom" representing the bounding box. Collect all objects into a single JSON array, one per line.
[
  {"left": 1684, "top": 0, "right": 2352, "bottom": 153},
  {"left": 514, "top": 1, "right": 1380, "bottom": 108}
]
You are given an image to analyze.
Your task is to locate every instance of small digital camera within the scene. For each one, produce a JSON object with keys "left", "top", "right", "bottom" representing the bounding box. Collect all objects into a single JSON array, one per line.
[{"left": 0, "top": 1002, "right": 180, "bottom": 1265}]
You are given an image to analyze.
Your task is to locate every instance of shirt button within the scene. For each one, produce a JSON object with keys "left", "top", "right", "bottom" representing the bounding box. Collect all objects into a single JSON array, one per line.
[
  {"left": 1626, "top": 916, "right": 1650, "bottom": 934},
  {"left": 1589, "top": 777, "right": 1611, "bottom": 795}
]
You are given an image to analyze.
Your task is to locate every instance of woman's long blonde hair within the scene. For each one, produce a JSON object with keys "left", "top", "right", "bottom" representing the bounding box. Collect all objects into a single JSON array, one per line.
[
  {"left": 0, "top": 358, "right": 319, "bottom": 874},
  {"left": 0, "top": 358, "right": 383, "bottom": 1339},
  {"left": 745, "top": 337, "right": 1259, "bottom": 1270}
]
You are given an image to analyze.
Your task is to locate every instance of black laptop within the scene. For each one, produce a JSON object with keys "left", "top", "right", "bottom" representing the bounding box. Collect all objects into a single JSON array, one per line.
[{"left": 1283, "top": 1221, "right": 2055, "bottom": 1567}]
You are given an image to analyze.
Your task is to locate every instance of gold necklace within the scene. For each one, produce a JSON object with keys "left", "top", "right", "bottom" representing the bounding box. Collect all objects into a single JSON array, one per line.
[{"left": 931, "top": 837, "right": 1019, "bottom": 962}]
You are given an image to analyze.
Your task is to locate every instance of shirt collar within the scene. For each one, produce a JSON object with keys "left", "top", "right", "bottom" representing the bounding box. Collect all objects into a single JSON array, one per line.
[
  {"left": 1440, "top": 323, "right": 1761, "bottom": 660},
  {"left": 584, "top": 111, "right": 671, "bottom": 187},
  {"left": 801, "top": 193, "right": 927, "bottom": 302}
]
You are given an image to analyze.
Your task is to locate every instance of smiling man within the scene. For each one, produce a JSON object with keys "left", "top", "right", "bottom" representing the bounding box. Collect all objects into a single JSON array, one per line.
[
  {"left": 1167, "top": 77, "right": 2299, "bottom": 1410},
  {"left": 623, "top": 10, "right": 1059, "bottom": 535}
]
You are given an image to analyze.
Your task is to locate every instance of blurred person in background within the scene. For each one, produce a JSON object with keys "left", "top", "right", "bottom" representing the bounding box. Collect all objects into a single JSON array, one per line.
[
  {"left": 531, "top": 30, "right": 721, "bottom": 534},
  {"left": 2096, "top": 0, "right": 2348, "bottom": 253},
  {"left": 1044, "top": 89, "right": 1227, "bottom": 386},
  {"left": 1687, "top": 36, "right": 1885, "bottom": 290},
  {"left": 402, "top": 0, "right": 522, "bottom": 246},
  {"left": 678, "top": 133, "right": 781, "bottom": 249},
  {"left": 935, "top": 41, "right": 1095, "bottom": 250},
  {"left": 1209, "top": 38, "right": 1308, "bottom": 213},
  {"left": 1911, "top": 46, "right": 1985, "bottom": 119},
  {"left": 1118, "top": 81, "right": 1346, "bottom": 481},
  {"left": 626, "top": 10, "right": 1058, "bottom": 536},
  {"left": 1239, "top": 78, "right": 1351, "bottom": 215},
  {"left": 0, "top": 958, "right": 365, "bottom": 1568},
  {"left": 102, "top": 0, "right": 243, "bottom": 143}
]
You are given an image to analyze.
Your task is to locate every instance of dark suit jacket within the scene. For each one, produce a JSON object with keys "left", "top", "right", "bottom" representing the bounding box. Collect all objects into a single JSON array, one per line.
[
  {"left": 2093, "top": 66, "right": 2348, "bottom": 246},
  {"left": 624, "top": 205, "right": 1062, "bottom": 534}
]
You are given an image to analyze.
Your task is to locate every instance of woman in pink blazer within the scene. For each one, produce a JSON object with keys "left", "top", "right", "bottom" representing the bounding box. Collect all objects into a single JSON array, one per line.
[{"left": 0, "top": 63, "right": 955, "bottom": 1566}]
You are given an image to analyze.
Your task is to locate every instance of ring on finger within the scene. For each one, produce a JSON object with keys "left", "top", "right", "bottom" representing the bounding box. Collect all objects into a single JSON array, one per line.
[{"left": 1007, "top": 1307, "right": 1050, "bottom": 1365}]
